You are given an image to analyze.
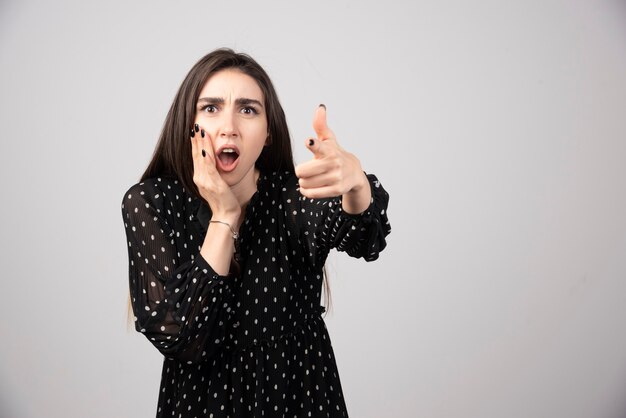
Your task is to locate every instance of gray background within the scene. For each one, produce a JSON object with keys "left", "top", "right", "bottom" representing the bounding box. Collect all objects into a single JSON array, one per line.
[{"left": 1, "top": 0, "right": 626, "bottom": 417}]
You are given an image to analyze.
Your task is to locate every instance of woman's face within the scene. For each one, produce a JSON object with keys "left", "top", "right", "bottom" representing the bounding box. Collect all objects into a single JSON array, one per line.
[{"left": 194, "top": 68, "right": 268, "bottom": 188}]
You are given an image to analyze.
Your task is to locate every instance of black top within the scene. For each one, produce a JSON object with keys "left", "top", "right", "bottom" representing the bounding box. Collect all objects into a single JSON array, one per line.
[{"left": 121, "top": 171, "right": 390, "bottom": 417}]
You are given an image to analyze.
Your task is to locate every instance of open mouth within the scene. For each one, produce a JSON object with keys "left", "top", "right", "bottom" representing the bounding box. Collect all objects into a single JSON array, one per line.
[{"left": 216, "top": 146, "right": 240, "bottom": 172}]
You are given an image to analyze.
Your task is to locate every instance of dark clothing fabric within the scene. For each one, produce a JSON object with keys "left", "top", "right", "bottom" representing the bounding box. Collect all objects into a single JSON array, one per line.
[{"left": 121, "top": 171, "right": 390, "bottom": 417}]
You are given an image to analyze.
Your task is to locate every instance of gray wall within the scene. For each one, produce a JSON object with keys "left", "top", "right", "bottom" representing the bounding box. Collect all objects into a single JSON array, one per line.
[{"left": 1, "top": 0, "right": 626, "bottom": 417}]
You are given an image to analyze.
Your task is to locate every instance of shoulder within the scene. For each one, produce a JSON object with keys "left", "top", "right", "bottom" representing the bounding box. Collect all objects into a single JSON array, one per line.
[{"left": 121, "top": 176, "right": 190, "bottom": 212}]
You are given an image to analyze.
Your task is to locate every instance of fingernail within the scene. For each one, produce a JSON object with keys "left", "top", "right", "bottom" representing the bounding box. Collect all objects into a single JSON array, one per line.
[
  {"left": 190, "top": 128, "right": 195, "bottom": 138},
  {"left": 319, "top": 104, "right": 326, "bottom": 109},
  {"left": 201, "top": 129, "right": 205, "bottom": 138},
  {"left": 194, "top": 123, "right": 199, "bottom": 132},
  {"left": 309, "top": 139, "right": 315, "bottom": 147},
  {"left": 202, "top": 149, "right": 206, "bottom": 157}
]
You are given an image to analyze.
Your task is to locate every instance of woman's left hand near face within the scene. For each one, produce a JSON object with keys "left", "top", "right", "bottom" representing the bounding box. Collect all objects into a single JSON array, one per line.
[{"left": 295, "top": 105, "right": 369, "bottom": 199}]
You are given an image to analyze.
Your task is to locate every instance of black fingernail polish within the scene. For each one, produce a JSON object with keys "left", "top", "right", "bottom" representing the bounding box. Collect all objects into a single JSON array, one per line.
[
  {"left": 191, "top": 128, "right": 195, "bottom": 138},
  {"left": 201, "top": 129, "right": 205, "bottom": 138},
  {"left": 319, "top": 104, "right": 326, "bottom": 109},
  {"left": 194, "top": 123, "right": 199, "bottom": 132},
  {"left": 309, "top": 139, "right": 315, "bottom": 146},
  {"left": 202, "top": 149, "right": 206, "bottom": 157}
]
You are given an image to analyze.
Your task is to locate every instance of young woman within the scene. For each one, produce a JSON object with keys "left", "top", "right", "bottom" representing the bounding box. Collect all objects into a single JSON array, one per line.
[{"left": 121, "top": 48, "right": 390, "bottom": 417}]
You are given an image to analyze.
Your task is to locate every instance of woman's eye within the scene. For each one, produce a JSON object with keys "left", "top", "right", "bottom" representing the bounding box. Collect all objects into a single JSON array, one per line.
[
  {"left": 202, "top": 105, "right": 217, "bottom": 113},
  {"left": 241, "top": 107, "right": 258, "bottom": 115}
]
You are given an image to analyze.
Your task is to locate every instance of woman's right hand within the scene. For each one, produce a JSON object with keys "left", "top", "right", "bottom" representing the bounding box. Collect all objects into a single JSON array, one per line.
[{"left": 190, "top": 124, "right": 241, "bottom": 224}]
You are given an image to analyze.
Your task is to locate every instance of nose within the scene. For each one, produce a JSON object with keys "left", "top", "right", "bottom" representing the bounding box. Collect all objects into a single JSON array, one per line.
[{"left": 218, "top": 110, "right": 239, "bottom": 138}]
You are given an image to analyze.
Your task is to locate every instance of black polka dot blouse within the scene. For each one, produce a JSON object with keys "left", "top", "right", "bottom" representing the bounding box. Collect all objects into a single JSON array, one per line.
[{"left": 121, "top": 171, "right": 391, "bottom": 417}]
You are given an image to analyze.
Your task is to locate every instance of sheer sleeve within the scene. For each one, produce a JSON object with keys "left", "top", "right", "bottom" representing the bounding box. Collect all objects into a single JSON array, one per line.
[
  {"left": 121, "top": 180, "right": 235, "bottom": 364},
  {"left": 289, "top": 172, "right": 391, "bottom": 266}
]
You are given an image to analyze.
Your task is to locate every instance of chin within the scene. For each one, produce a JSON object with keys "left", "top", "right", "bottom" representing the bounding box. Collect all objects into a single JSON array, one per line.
[{"left": 220, "top": 168, "right": 250, "bottom": 188}]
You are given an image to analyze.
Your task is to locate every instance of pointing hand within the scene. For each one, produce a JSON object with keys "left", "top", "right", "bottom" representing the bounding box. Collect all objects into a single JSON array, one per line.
[{"left": 295, "top": 105, "right": 368, "bottom": 200}]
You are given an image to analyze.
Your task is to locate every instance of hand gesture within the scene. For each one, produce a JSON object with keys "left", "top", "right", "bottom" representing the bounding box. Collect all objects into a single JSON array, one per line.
[
  {"left": 295, "top": 106, "right": 368, "bottom": 199},
  {"left": 190, "top": 125, "right": 241, "bottom": 222}
]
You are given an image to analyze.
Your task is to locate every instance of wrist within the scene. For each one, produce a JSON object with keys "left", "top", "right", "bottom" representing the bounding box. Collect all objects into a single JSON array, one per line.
[
  {"left": 348, "top": 171, "right": 368, "bottom": 195},
  {"left": 209, "top": 219, "right": 240, "bottom": 240},
  {"left": 212, "top": 209, "right": 241, "bottom": 226},
  {"left": 342, "top": 171, "right": 371, "bottom": 215}
]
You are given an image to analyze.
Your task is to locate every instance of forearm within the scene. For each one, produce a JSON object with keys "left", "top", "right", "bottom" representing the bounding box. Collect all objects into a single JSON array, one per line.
[
  {"left": 199, "top": 216, "right": 239, "bottom": 276},
  {"left": 341, "top": 171, "right": 371, "bottom": 215}
]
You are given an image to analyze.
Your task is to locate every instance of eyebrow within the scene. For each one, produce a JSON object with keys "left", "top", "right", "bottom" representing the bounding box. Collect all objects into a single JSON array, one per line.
[{"left": 197, "top": 97, "right": 264, "bottom": 108}]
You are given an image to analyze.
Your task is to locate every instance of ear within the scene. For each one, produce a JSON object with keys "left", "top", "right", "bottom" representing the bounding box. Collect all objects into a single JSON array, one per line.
[{"left": 265, "top": 132, "right": 272, "bottom": 146}]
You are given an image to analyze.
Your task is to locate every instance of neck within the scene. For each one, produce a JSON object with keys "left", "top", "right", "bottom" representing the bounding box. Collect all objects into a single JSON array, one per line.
[{"left": 230, "top": 167, "right": 260, "bottom": 211}]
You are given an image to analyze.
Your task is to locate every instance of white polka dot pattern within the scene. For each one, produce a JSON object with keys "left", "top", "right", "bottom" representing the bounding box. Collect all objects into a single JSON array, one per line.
[{"left": 121, "top": 171, "right": 390, "bottom": 417}]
